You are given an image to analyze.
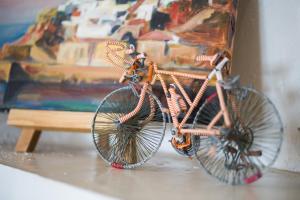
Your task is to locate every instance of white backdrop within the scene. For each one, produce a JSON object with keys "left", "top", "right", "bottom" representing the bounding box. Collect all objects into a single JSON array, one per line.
[{"left": 232, "top": 0, "right": 300, "bottom": 172}]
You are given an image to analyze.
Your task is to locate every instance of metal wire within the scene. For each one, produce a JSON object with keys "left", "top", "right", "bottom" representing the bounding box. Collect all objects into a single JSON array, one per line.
[
  {"left": 192, "top": 87, "right": 283, "bottom": 185},
  {"left": 92, "top": 86, "right": 166, "bottom": 169},
  {"left": 105, "top": 41, "right": 135, "bottom": 71}
]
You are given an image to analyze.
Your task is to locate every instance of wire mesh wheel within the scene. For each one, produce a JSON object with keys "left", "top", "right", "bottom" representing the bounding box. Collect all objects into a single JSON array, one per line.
[
  {"left": 92, "top": 86, "right": 166, "bottom": 169},
  {"left": 192, "top": 87, "right": 283, "bottom": 185}
]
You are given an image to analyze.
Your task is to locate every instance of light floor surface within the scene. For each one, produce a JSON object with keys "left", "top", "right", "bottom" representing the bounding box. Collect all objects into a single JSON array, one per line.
[{"left": 0, "top": 143, "right": 300, "bottom": 200}]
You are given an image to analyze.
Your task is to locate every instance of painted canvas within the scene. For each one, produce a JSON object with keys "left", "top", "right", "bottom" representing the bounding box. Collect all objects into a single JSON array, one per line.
[{"left": 0, "top": 0, "right": 239, "bottom": 111}]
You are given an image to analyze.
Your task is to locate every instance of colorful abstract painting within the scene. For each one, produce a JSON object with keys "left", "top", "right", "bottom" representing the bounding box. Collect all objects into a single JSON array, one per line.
[{"left": 0, "top": 0, "right": 239, "bottom": 111}]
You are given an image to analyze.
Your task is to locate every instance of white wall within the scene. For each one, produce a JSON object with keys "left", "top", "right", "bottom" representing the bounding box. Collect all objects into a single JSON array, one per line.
[{"left": 232, "top": 0, "right": 300, "bottom": 172}]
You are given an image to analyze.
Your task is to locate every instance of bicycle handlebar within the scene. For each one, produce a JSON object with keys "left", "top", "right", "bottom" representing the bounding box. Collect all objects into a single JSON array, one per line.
[
  {"left": 106, "top": 40, "right": 230, "bottom": 83},
  {"left": 195, "top": 51, "right": 226, "bottom": 66}
]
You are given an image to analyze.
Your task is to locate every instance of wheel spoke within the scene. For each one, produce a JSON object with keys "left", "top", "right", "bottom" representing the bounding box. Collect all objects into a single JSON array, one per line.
[
  {"left": 192, "top": 87, "right": 283, "bottom": 185},
  {"left": 92, "top": 87, "right": 166, "bottom": 168}
]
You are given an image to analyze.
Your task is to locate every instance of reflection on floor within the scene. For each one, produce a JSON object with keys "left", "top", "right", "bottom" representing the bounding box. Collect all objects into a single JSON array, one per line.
[{"left": 0, "top": 142, "right": 300, "bottom": 200}]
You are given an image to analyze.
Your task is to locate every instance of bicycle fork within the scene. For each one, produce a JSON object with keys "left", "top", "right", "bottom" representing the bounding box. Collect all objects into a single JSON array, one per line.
[{"left": 118, "top": 82, "right": 151, "bottom": 124}]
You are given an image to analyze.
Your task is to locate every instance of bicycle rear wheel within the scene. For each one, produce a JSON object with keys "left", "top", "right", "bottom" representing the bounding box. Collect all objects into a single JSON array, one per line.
[
  {"left": 92, "top": 86, "right": 166, "bottom": 169},
  {"left": 192, "top": 87, "right": 283, "bottom": 185}
]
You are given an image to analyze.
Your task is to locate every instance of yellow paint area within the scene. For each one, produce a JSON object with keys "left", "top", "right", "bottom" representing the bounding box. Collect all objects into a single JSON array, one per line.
[{"left": 0, "top": 61, "right": 12, "bottom": 81}]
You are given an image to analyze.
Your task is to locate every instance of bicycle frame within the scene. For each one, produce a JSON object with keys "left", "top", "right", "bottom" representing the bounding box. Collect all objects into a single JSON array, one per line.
[{"left": 119, "top": 57, "right": 231, "bottom": 137}]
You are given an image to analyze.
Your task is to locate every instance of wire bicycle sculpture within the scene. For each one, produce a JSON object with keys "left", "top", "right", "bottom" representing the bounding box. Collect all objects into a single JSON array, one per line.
[{"left": 92, "top": 41, "right": 283, "bottom": 185}]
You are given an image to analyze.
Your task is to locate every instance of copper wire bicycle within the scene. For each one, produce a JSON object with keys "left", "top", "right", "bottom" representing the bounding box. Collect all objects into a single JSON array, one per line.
[{"left": 92, "top": 41, "right": 283, "bottom": 185}]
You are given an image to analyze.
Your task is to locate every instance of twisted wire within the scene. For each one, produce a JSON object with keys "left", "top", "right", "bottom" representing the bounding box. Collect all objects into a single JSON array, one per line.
[
  {"left": 179, "top": 79, "right": 209, "bottom": 129},
  {"left": 195, "top": 54, "right": 218, "bottom": 66},
  {"left": 169, "top": 87, "right": 187, "bottom": 117},
  {"left": 105, "top": 41, "right": 135, "bottom": 71},
  {"left": 119, "top": 83, "right": 149, "bottom": 123}
]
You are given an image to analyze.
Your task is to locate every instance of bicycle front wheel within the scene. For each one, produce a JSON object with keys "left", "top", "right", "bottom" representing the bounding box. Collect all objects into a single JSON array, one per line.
[
  {"left": 92, "top": 86, "right": 166, "bottom": 169},
  {"left": 192, "top": 87, "right": 283, "bottom": 185}
]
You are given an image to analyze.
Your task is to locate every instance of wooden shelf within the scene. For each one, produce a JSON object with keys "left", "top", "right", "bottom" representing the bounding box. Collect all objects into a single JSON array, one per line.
[{"left": 7, "top": 109, "right": 95, "bottom": 152}]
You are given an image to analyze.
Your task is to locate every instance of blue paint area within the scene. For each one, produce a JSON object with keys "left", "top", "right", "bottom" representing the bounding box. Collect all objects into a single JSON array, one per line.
[
  {"left": 3, "top": 81, "right": 123, "bottom": 112},
  {"left": 0, "top": 22, "right": 33, "bottom": 47},
  {"left": 0, "top": 82, "right": 7, "bottom": 106},
  {"left": 4, "top": 99, "right": 100, "bottom": 112}
]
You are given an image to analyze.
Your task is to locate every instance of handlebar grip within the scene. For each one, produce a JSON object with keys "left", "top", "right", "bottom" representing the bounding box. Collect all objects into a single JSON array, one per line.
[{"left": 195, "top": 54, "right": 218, "bottom": 66}]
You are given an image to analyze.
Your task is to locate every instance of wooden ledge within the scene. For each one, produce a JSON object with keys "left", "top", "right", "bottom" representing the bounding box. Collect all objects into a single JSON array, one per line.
[
  {"left": 8, "top": 109, "right": 94, "bottom": 132},
  {"left": 7, "top": 109, "right": 97, "bottom": 152}
]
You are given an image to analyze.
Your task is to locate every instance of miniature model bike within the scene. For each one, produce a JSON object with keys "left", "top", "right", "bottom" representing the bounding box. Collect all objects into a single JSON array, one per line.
[{"left": 92, "top": 41, "right": 283, "bottom": 185}]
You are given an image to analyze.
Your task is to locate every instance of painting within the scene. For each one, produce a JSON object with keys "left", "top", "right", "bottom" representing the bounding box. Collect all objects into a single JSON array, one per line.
[{"left": 0, "top": 0, "right": 239, "bottom": 111}]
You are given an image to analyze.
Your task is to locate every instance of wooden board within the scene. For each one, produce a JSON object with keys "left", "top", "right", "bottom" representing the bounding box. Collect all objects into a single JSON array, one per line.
[
  {"left": 8, "top": 109, "right": 96, "bottom": 152},
  {"left": 8, "top": 109, "right": 94, "bottom": 132},
  {"left": 15, "top": 128, "right": 41, "bottom": 152}
]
